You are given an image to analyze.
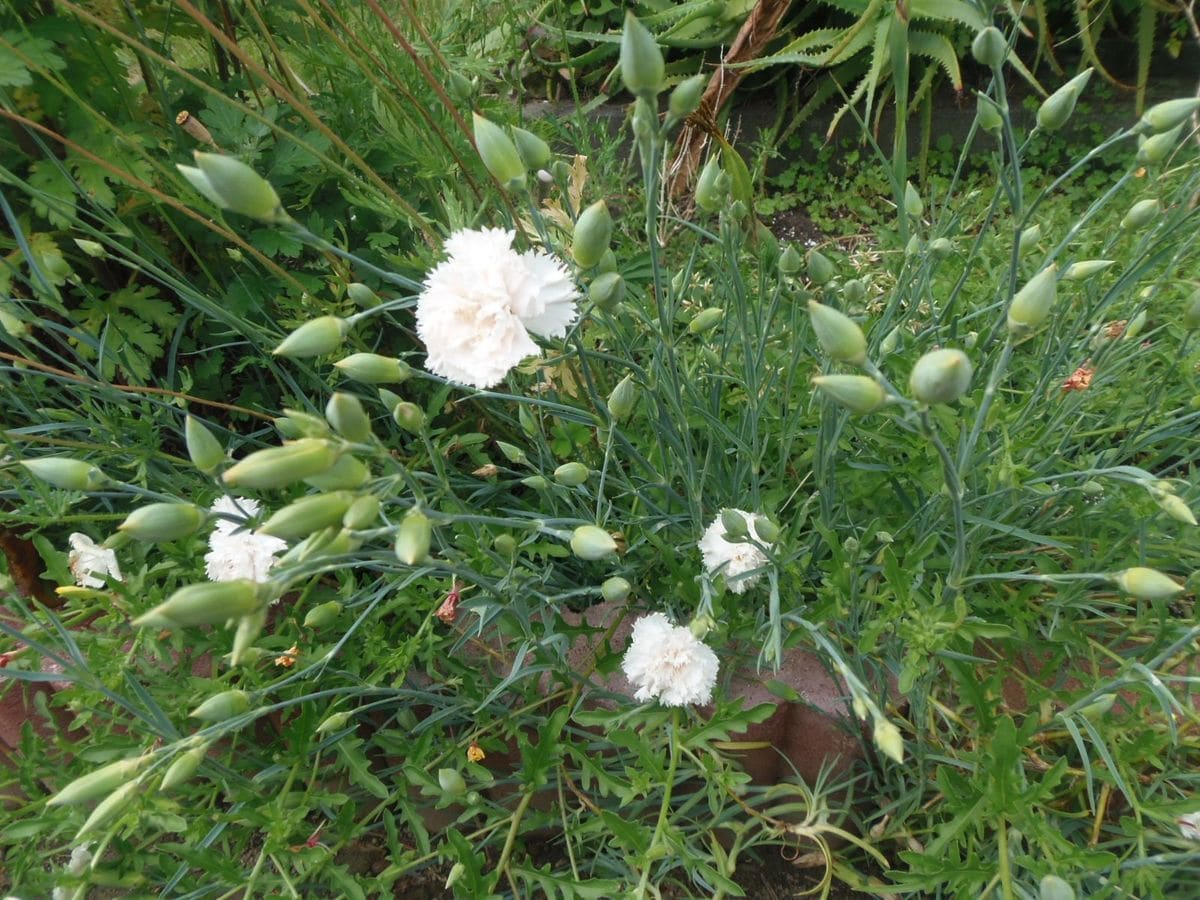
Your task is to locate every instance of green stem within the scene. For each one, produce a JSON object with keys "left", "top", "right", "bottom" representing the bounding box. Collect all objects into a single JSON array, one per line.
[
  {"left": 960, "top": 338, "right": 1014, "bottom": 471},
  {"left": 997, "top": 820, "right": 1014, "bottom": 900},
  {"left": 919, "top": 409, "right": 966, "bottom": 600},
  {"left": 636, "top": 709, "right": 680, "bottom": 898},
  {"left": 495, "top": 791, "right": 534, "bottom": 885}
]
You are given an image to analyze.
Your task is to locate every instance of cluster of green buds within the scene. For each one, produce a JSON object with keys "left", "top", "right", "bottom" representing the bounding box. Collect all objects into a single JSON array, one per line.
[{"left": 473, "top": 113, "right": 534, "bottom": 192}]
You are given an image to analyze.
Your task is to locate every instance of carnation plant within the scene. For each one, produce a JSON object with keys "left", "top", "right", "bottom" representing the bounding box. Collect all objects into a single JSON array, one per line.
[{"left": 4, "top": 10, "right": 1200, "bottom": 898}]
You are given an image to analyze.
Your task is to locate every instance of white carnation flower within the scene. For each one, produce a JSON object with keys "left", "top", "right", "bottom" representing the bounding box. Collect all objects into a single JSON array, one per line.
[
  {"left": 697, "top": 509, "right": 773, "bottom": 594},
  {"left": 620, "top": 613, "right": 719, "bottom": 707},
  {"left": 67, "top": 533, "right": 122, "bottom": 588},
  {"left": 204, "top": 496, "right": 286, "bottom": 583},
  {"left": 416, "top": 227, "right": 579, "bottom": 389},
  {"left": 1179, "top": 810, "right": 1200, "bottom": 841}
]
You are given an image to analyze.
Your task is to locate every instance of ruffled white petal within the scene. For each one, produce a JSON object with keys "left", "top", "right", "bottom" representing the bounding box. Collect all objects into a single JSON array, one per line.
[
  {"left": 621, "top": 613, "right": 719, "bottom": 707},
  {"left": 697, "top": 509, "right": 773, "bottom": 594},
  {"left": 204, "top": 497, "right": 286, "bottom": 583},
  {"left": 67, "top": 533, "right": 122, "bottom": 588}
]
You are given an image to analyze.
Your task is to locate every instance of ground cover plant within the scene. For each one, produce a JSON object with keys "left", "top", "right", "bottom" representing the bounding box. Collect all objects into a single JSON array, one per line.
[{"left": 3, "top": 3, "right": 1200, "bottom": 898}]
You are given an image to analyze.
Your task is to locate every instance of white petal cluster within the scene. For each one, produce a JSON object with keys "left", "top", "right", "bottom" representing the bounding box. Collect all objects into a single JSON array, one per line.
[
  {"left": 1179, "top": 810, "right": 1200, "bottom": 841},
  {"left": 204, "top": 496, "right": 286, "bottom": 583},
  {"left": 697, "top": 509, "right": 773, "bottom": 594},
  {"left": 415, "top": 227, "right": 579, "bottom": 389},
  {"left": 67, "top": 533, "right": 122, "bottom": 588},
  {"left": 620, "top": 613, "right": 719, "bottom": 707}
]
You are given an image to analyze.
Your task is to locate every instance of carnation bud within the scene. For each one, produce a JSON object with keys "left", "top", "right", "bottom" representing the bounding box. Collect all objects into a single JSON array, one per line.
[
  {"left": 778, "top": 245, "right": 803, "bottom": 275},
  {"left": 928, "top": 237, "right": 953, "bottom": 261},
  {"left": 346, "top": 282, "right": 379, "bottom": 308},
  {"left": 1007, "top": 264, "right": 1058, "bottom": 335},
  {"left": 909, "top": 348, "right": 973, "bottom": 405},
  {"left": 191, "top": 151, "right": 285, "bottom": 221},
  {"left": 272, "top": 316, "right": 350, "bottom": 358},
  {"left": 1018, "top": 223, "right": 1041, "bottom": 256},
  {"left": 596, "top": 249, "right": 618, "bottom": 275},
  {"left": 317, "top": 711, "right": 353, "bottom": 734},
  {"left": 511, "top": 126, "right": 551, "bottom": 170},
  {"left": 1076, "top": 693, "right": 1117, "bottom": 721},
  {"left": 572, "top": 201, "right": 613, "bottom": 269},
  {"left": 133, "top": 580, "right": 261, "bottom": 628},
  {"left": 190, "top": 689, "right": 251, "bottom": 722},
  {"left": 343, "top": 495, "right": 381, "bottom": 530},
  {"left": 74, "top": 238, "right": 106, "bottom": 258},
  {"left": 47, "top": 755, "right": 149, "bottom": 807},
  {"left": 1137, "top": 123, "right": 1184, "bottom": 165},
  {"left": 903, "top": 181, "right": 923, "bottom": 218},
  {"left": 21, "top": 457, "right": 109, "bottom": 491},
  {"left": 185, "top": 415, "right": 225, "bottom": 474},
  {"left": 607, "top": 375, "right": 638, "bottom": 422},
  {"left": 905, "top": 235, "right": 922, "bottom": 257},
  {"left": 880, "top": 325, "right": 902, "bottom": 355},
  {"left": 807, "top": 300, "right": 867, "bottom": 365},
  {"left": 971, "top": 26, "right": 1006, "bottom": 67},
  {"left": 1063, "top": 260, "right": 1114, "bottom": 281},
  {"left": 668, "top": 73, "right": 706, "bottom": 123},
  {"left": 223, "top": 439, "right": 340, "bottom": 490},
  {"left": 843, "top": 278, "right": 866, "bottom": 304},
  {"left": 1140, "top": 97, "right": 1200, "bottom": 133},
  {"left": 976, "top": 94, "right": 1004, "bottom": 132},
  {"left": 1080, "top": 480, "right": 1104, "bottom": 497},
  {"left": 521, "top": 474, "right": 549, "bottom": 490},
  {"left": 118, "top": 502, "right": 206, "bottom": 542},
  {"left": 304, "top": 454, "right": 370, "bottom": 490},
  {"left": 303, "top": 599, "right": 343, "bottom": 628},
  {"left": 1155, "top": 492, "right": 1196, "bottom": 525},
  {"left": 493, "top": 534, "right": 517, "bottom": 556},
  {"left": 812, "top": 374, "right": 887, "bottom": 414},
  {"left": 687, "top": 307, "right": 725, "bottom": 334},
  {"left": 806, "top": 249, "right": 835, "bottom": 285},
  {"left": 75, "top": 780, "right": 140, "bottom": 840},
  {"left": 160, "top": 744, "right": 208, "bottom": 792},
  {"left": 472, "top": 113, "right": 526, "bottom": 190},
  {"left": 1184, "top": 289, "right": 1200, "bottom": 330},
  {"left": 276, "top": 408, "right": 332, "bottom": 440},
  {"left": 177, "top": 165, "right": 237, "bottom": 208},
  {"left": 229, "top": 608, "right": 265, "bottom": 668},
  {"left": 260, "top": 492, "right": 355, "bottom": 541},
  {"left": 335, "top": 353, "right": 411, "bottom": 384},
  {"left": 1113, "top": 566, "right": 1184, "bottom": 600},
  {"left": 438, "top": 768, "right": 467, "bottom": 799},
  {"left": 392, "top": 401, "right": 425, "bottom": 433},
  {"left": 325, "top": 392, "right": 372, "bottom": 443},
  {"left": 1121, "top": 198, "right": 1161, "bottom": 232},
  {"left": 589, "top": 271, "right": 625, "bottom": 309},
  {"left": 395, "top": 509, "right": 432, "bottom": 565},
  {"left": 1036, "top": 68, "right": 1092, "bottom": 131},
  {"left": 495, "top": 441, "right": 528, "bottom": 465},
  {"left": 753, "top": 517, "right": 780, "bottom": 543},
  {"left": 554, "top": 462, "right": 590, "bottom": 486},
  {"left": 694, "top": 156, "right": 726, "bottom": 212},
  {"left": 447, "top": 71, "right": 474, "bottom": 103},
  {"left": 872, "top": 717, "right": 904, "bottom": 763},
  {"left": 720, "top": 509, "right": 749, "bottom": 539},
  {"left": 601, "top": 576, "right": 631, "bottom": 602},
  {"left": 619, "top": 11, "right": 665, "bottom": 98},
  {"left": 570, "top": 524, "right": 618, "bottom": 560},
  {"left": 1123, "top": 309, "right": 1147, "bottom": 341}
]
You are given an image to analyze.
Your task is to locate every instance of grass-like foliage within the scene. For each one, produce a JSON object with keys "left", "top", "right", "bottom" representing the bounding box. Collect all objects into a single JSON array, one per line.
[{"left": 2, "top": 5, "right": 1200, "bottom": 898}]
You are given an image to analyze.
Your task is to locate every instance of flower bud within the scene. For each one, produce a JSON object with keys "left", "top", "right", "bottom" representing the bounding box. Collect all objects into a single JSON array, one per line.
[
  {"left": 554, "top": 462, "right": 590, "bottom": 486},
  {"left": 472, "top": 113, "right": 525, "bottom": 191},
  {"left": 668, "top": 73, "right": 706, "bottom": 122},
  {"left": 596, "top": 249, "right": 618, "bottom": 275},
  {"left": 619, "top": 11, "right": 665, "bottom": 98},
  {"left": 495, "top": 441, "right": 528, "bottom": 465},
  {"left": 273, "top": 316, "right": 350, "bottom": 358},
  {"left": 1140, "top": 97, "right": 1200, "bottom": 133},
  {"left": 21, "top": 457, "right": 109, "bottom": 491},
  {"left": 276, "top": 408, "right": 332, "bottom": 440},
  {"left": 190, "top": 689, "right": 251, "bottom": 722},
  {"left": 447, "top": 71, "right": 474, "bottom": 103},
  {"left": 392, "top": 401, "right": 425, "bottom": 433},
  {"left": 872, "top": 717, "right": 904, "bottom": 763},
  {"left": 687, "top": 307, "right": 725, "bottom": 334},
  {"left": 1076, "top": 693, "right": 1117, "bottom": 721},
  {"left": 903, "top": 181, "right": 923, "bottom": 218},
  {"left": 395, "top": 509, "right": 432, "bottom": 565},
  {"left": 119, "top": 502, "right": 206, "bottom": 543},
  {"left": 572, "top": 201, "right": 613, "bottom": 269},
  {"left": 812, "top": 374, "right": 887, "bottom": 415},
  {"left": 191, "top": 151, "right": 285, "bottom": 221},
  {"left": 1123, "top": 309, "right": 1147, "bottom": 341},
  {"left": 588, "top": 271, "right": 625, "bottom": 310},
  {"left": 521, "top": 474, "right": 549, "bottom": 490},
  {"left": 317, "top": 711, "right": 352, "bottom": 734},
  {"left": 160, "top": 744, "right": 208, "bottom": 792},
  {"left": 1184, "top": 289, "right": 1200, "bottom": 330},
  {"left": 694, "top": 155, "right": 725, "bottom": 212},
  {"left": 346, "top": 282, "right": 379, "bottom": 308},
  {"left": 778, "top": 245, "right": 803, "bottom": 276},
  {"left": 570, "top": 524, "right": 618, "bottom": 560},
  {"left": 753, "top": 517, "right": 780, "bottom": 543},
  {"left": 325, "top": 392, "right": 372, "bottom": 443},
  {"left": 223, "top": 439, "right": 340, "bottom": 490},
  {"left": 909, "top": 348, "right": 973, "bottom": 405},
  {"left": 720, "top": 509, "right": 749, "bottom": 539},
  {"left": 971, "top": 26, "right": 1006, "bottom": 67},
  {"left": 304, "top": 454, "right": 369, "bottom": 490},
  {"left": 260, "top": 492, "right": 355, "bottom": 541},
  {"left": 905, "top": 235, "right": 922, "bottom": 257},
  {"left": 304, "top": 599, "right": 343, "bottom": 628},
  {"left": 74, "top": 238, "right": 106, "bottom": 258},
  {"left": 1081, "top": 480, "right": 1104, "bottom": 498},
  {"left": 607, "top": 374, "right": 638, "bottom": 422},
  {"left": 807, "top": 300, "right": 867, "bottom": 365},
  {"left": 75, "top": 780, "right": 140, "bottom": 840},
  {"left": 601, "top": 576, "right": 631, "bottom": 602},
  {"left": 493, "top": 534, "right": 517, "bottom": 556},
  {"left": 929, "top": 238, "right": 954, "bottom": 261},
  {"left": 806, "top": 249, "right": 835, "bottom": 285},
  {"left": 1137, "top": 123, "right": 1184, "bottom": 165},
  {"left": 229, "top": 608, "right": 265, "bottom": 668},
  {"left": 1121, "top": 198, "right": 1161, "bottom": 232},
  {"left": 976, "top": 94, "right": 1004, "bottom": 132},
  {"left": 186, "top": 415, "right": 225, "bottom": 474},
  {"left": 1063, "top": 259, "right": 1114, "bottom": 281},
  {"left": 1036, "top": 68, "right": 1093, "bottom": 131},
  {"left": 134, "top": 580, "right": 261, "bottom": 628},
  {"left": 880, "top": 325, "right": 902, "bottom": 355},
  {"left": 438, "top": 768, "right": 467, "bottom": 799},
  {"left": 1018, "top": 223, "right": 1041, "bottom": 256},
  {"left": 343, "top": 495, "right": 380, "bottom": 530},
  {"left": 1007, "top": 264, "right": 1058, "bottom": 336},
  {"left": 1113, "top": 566, "right": 1184, "bottom": 600},
  {"left": 47, "top": 755, "right": 149, "bottom": 806},
  {"left": 335, "top": 353, "right": 411, "bottom": 384},
  {"left": 1155, "top": 492, "right": 1196, "bottom": 526},
  {"left": 511, "top": 126, "right": 551, "bottom": 170}
]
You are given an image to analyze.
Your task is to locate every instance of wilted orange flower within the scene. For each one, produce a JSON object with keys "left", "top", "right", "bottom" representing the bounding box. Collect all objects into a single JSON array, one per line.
[
  {"left": 467, "top": 742, "right": 486, "bottom": 763},
  {"left": 435, "top": 582, "right": 462, "bottom": 625},
  {"left": 1104, "top": 320, "right": 1127, "bottom": 340},
  {"left": 275, "top": 644, "right": 299, "bottom": 667},
  {"left": 1062, "top": 362, "right": 1095, "bottom": 392}
]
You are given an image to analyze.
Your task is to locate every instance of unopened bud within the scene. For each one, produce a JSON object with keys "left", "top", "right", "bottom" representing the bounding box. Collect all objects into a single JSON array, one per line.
[
  {"left": 1036, "top": 68, "right": 1093, "bottom": 131},
  {"left": 223, "top": 439, "right": 339, "bottom": 490},
  {"left": 1114, "top": 566, "right": 1184, "bottom": 600},
  {"left": 976, "top": 94, "right": 1004, "bottom": 133},
  {"left": 392, "top": 401, "right": 425, "bottom": 433},
  {"left": 273, "top": 316, "right": 350, "bottom": 358},
  {"left": 806, "top": 249, "right": 835, "bottom": 285},
  {"left": 971, "top": 26, "right": 1006, "bottom": 67},
  {"left": 903, "top": 181, "right": 923, "bottom": 218},
  {"left": 872, "top": 717, "right": 904, "bottom": 763},
  {"left": 191, "top": 151, "right": 285, "bottom": 222},
  {"left": 601, "top": 576, "right": 631, "bottom": 602},
  {"left": 694, "top": 155, "right": 725, "bottom": 212},
  {"left": 317, "top": 711, "right": 353, "bottom": 734},
  {"left": 909, "top": 348, "right": 973, "bottom": 405},
  {"left": 343, "top": 495, "right": 381, "bottom": 530},
  {"left": 1138, "top": 123, "right": 1184, "bottom": 165},
  {"left": 668, "top": 73, "right": 706, "bottom": 122},
  {"left": 572, "top": 201, "right": 613, "bottom": 269},
  {"left": 1063, "top": 260, "right": 1114, "bottom": 281},
  {"left": 438, "top": 768, "right": 467, "bottom": 798},
  {"left": 1155, "top": 492, "right": 1196, "bottom": 525},
  {"left": 160, "top": 744, "right": 208, "bottom": 792},
  {"left": 880, "top": 325, "right": 902, "bottom": 355},
  {"left": 1007, "top": 264, "right": 1058, "bottom": 335},
  {"left": 304, "top": 599, "right": 343, "bottom": 628},
  {"left": 521, "top": 475, "right": 549, "bottom": 491},
  {"left": 48, "top": 755, "right": 149, "bottom": 807},
  {"left": 929, "top": 238, "right": 953, "bottom": 260},
  {"left": 570, "top": 524, "right": 618, "bottom": 560},
  {"left": 186, "top": 415, "right": 225, "bottom": 474},
  {"left": 1140, "top": 97, "right": 1200, "bottom": 133},
  {"left": 260, "top": 492, "right": 355, "bottom": 541},
  {"left": 276, "top": 408, "right": 331, "bottom": 440},
  {"left": 778, "top": 245, "right": 803, "bottom": 276},
  {"left": 554, "top": 462, "right": 590, "bottom": 486},
  {"left": 619, "top": 11, "right": 665, "bottom": 98},
  {"left": 842, "top": 278, "right": 866, "bottom": 304},
  {"left": 326, "top": 392, "right": 372, "bottom": 443},
  {"left": 346, "top": 282, "right": 379, "bottom": 308},
  {"left": 808, "top": 300, "right": 867, "bottom": 365},
  {"left": 1018, "top": 223, "right": 1042, "bottom": 256},
  {"left": 335, "top": 353, "right": 411, "bottom": 384},
  {"left": 473, "top": 113, "right": 525, "bottom": 190},
  {"left": 190, "top": 689, "right": 251, "bottom": 722},
  {"left": 1121, "top": 198, "right": 1161, "bottom": 232},
  {"left": 720, "top": 509, "right": 749, "bottom": 539},
  {"left": 511, "top": 126, "right": 551, "bottom": 170},
  {"left": 493, "top": 534, "right": 517, "bottom": 556},
  {"left": 178, "top": 164, "right": 227, "bottom": 207},
  {"left": 607, "top": 375, "right": 638, "bottom": 422},
  {"left": 589, "top": 271, "right": 625, "bottom": 309},
  {"left": 596, "top": 249, "right": 618, "bottom": 274},
  {"left": 447, "top": 71, "right": 474, "bottom": 104},
  {"left": 21, "top": 457, "right": 109, "bottom": 491},
  {"left": 812, "top": 374, "right": 887, "bottom": 414},
  {"left": 753, "top": 517, "right": 780, "bottom": 543},
  {"left": 74, "top": 238, "right": 106, "bottom": 258},
  {"left": 395, "top": 509, "right": 432, "bottom": 565},
  {"left": 119, "top": 503, "right": 206, "bottom": 542},
  {"left": 75, "top": 780, "right": 140, "bottom": 840},
  {"left": 134, "top": 580, "right": 261, "bottom": 628},
  {"left": 1123, "top": 309, "right": 1147, "bottom": 341},
  {"left": 495, "top": 441, "right": 528, "bottom": 465},
  {"left": 687, "top": 307, "right": 725, "bottom": 334},
  {"left": 304, "top": 454, "right": 369, "bottom": 490}
]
